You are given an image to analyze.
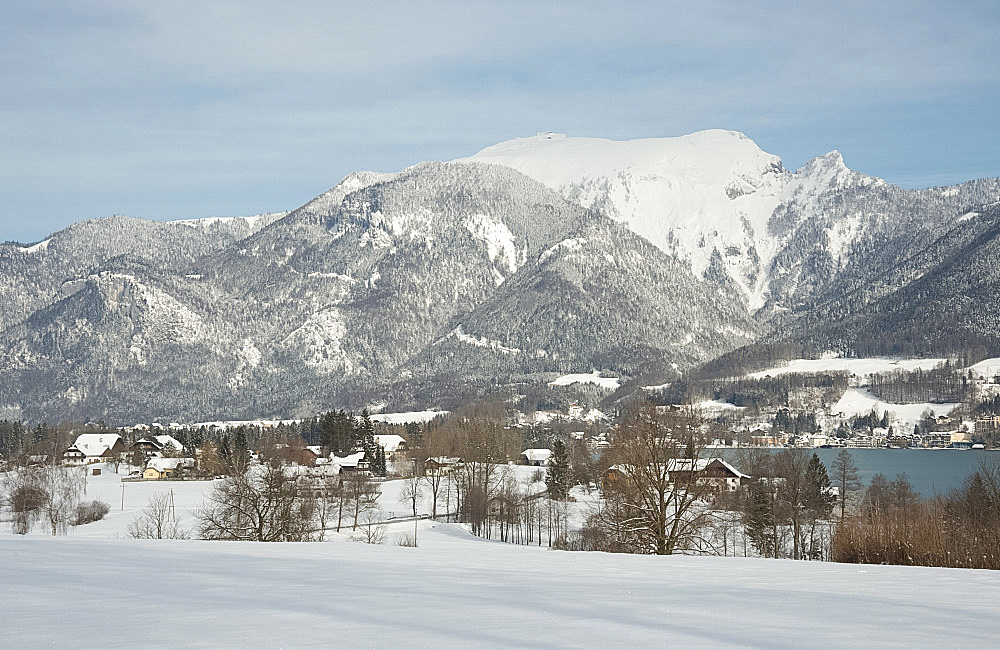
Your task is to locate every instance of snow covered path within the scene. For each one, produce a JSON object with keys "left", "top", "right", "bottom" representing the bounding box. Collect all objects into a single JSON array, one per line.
[{"left": 3, "top": 525, "right": 999, "bottom": 647}]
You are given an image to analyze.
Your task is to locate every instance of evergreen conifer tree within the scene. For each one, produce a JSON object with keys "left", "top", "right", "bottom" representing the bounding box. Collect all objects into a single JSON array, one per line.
[
  {"left": 744, "top": 482, "right": 775, "bottom": 557},
  {"left": 376, "top": 446, "right": 387, "bottom": 476},
  {"left": 831, "top": 448, "right": 862, "bottom": 518},
  {"left": 803, "top": 453, "right": 836, "bottom": 519},
  {"left": 545, "top": 440, "right": 571, "bottom": 500},
  {"left": 219, "top": 435, "right": 232, "bottom": 470},
  {"left": 233, "top": 427, "right": 249, "bottom": 471}
]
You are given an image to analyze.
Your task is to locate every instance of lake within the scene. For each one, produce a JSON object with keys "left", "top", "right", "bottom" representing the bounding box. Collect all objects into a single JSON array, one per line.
[{"left": 718, "top": 448, "right": 1000, "bottom": 497}]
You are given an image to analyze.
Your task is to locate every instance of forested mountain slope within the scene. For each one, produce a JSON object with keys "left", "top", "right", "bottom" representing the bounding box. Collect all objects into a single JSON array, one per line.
[
  {"left": 0, "top": 213, "right": 284, "bottom": 330},
  {"left": 1, "top": 132, "right": 999, "bottom": 423}
]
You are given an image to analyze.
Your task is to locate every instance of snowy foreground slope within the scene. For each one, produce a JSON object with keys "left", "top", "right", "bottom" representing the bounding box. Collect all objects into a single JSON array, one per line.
[
  {"left": 3, "top": 471, "right": 1000, "bottom": 646},
  {"left": 3, "top": 528, "right": 1000, "bottom": 647}
]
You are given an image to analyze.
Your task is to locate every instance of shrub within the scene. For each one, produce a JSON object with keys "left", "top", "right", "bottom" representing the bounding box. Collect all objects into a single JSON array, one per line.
[
  {"left": 832, "top": 467, "right": 1000, "bottom": 570},
  {"left": 11, "top": 484, "right": 47, "bottom": 513},
  {"left": 73, "top": 500, "right": 111, "bottom": 526}
]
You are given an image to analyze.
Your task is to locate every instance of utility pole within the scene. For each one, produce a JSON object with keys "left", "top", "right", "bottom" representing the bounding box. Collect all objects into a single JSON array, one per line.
[{"left": 121, "top": 482, "right": 125, "bottom": 511}]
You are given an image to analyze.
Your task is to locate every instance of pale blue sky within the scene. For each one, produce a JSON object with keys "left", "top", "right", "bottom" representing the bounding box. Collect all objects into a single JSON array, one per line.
[{"left": 2, "top": 1, "right": 998, "bottom": 243}]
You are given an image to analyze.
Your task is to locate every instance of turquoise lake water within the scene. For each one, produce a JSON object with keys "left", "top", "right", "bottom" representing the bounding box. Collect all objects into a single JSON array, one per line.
[{"left": 718, "top": 448, "right": 1000, "bottom": 497}]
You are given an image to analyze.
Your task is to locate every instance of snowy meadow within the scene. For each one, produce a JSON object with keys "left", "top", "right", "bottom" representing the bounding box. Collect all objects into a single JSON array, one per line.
[
  {"left": 3, "top": 466, "right": 1000, "bottom": 647},
  {"left": 4, "top": 523, "right": 1000, "bottom": 647}
]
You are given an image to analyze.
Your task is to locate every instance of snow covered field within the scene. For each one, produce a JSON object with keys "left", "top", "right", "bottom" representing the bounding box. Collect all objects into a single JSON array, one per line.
[
  {"left": 832, "top": 388, "right": 960, "bottom": 429},
  {"left": 969, "top": 357, "right": 1000, "bottom": 379},
  {"left": 4, "top": 523, "right": 1000, "bottom": 647},
  {"left": 748, "top": 357, "right": 947, "bottom": 379},
  {"left": 4, "top": 466, "right": 1000, "bottom": 646},
  {"left": 548, "top": 371, "right": 621, "bottom": 390},
  {"left": 368, "top": 410, "right": 449, "bottom": 425}
]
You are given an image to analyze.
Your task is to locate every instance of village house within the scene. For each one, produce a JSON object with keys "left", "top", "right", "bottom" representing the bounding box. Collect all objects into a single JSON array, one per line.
[
  {"left": 293, "top": 463, "right": 343, "bottom": 494},
  {"left": 374, "top": 434, "right": 407, "bottom": 457},
  {"left": 142, "top": 457, "right": 195, "bottom": 480},
  {"left": 425, "top": 456, "right": 462, "bottom": 473},
  {"left": 667, "top": 458, "right": 750, "bottom": 493},
  {"left": 267, "top": 444, "right": 324, "bottom": 466},
  {"left": 603, "top": 458, "right": 750, "bottom": 493},
  {"left": 302, "top": 445, "right": 325, "bottom": 464},
  {"left": 521, "top": 448, "right": 553, "bottom": 466},
  {"left": 886, "top": 435, "right": 911, "bottom": 449},
  {"left": 751, "top": 434, "right": 785, "bottom": 447},
  {"left": 133, "top": 434, "right": 184, "bottom": 458},
  {"left": 63, "top": 433, "right": 126, "bottom": 466},
  {"left": 330, "top": 451, "right": 369, "bottom": 474}
]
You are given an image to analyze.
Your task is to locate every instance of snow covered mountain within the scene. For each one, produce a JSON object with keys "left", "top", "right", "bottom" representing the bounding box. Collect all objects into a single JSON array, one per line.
[
  {"left": 0, "top": 213, "right": 284, "bottom": 331},
  {"left": 1, "top": 132, "right": 998, "bottom": 423},
  {"left": 461, "top": 131, "right": 999, "bottom": 314},
  {"left": 463, "top": 130, "right": 788, "bottom": 305}
]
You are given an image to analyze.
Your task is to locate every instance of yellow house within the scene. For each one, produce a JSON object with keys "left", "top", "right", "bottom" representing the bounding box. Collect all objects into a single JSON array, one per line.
[{"left": 143, "top": 457, "right": 194, "bottom": 480}]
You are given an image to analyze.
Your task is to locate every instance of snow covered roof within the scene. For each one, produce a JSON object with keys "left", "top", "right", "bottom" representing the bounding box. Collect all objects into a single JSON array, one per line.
[
  {"left": 611, "top": 458, "right": 749, "bottom": 479},
  {"left": 70, "top": 434, "right": 122, "bottom": 458},
  {"left": 667, "top": 459, "right": 712, "bottom": 473},
  {"left": 147, "top": 457, "right": 194, "bottom": 472},
  {"left": 330, "top": 451, "right": 366, "bottom": 469},
  {"left": 706, "top": 459, "right": 750, "bottom": 479},
  {"left": 302, "top": 464, "right": 341, "bottom": 477},
  {"left": 522, "top": 449, "right": 553, "bottom": 463},
  {"left": 426, "top": 456, "right": 461, "bottom": 466},
  {"left": 154, "top": 435, "right": 183, "bottom": 451},
  {"left": 374, "top": 434, "right": 407, "bottom": 453}
]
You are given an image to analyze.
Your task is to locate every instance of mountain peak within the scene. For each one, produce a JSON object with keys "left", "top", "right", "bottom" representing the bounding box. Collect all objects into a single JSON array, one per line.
[{"left": 456, "top": 129, "right": 787, "bottom": 282}]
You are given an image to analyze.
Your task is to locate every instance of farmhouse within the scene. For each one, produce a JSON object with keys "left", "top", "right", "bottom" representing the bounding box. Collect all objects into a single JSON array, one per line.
[
  {"left": 133, "top": 434, "right": 184, "bottom": 457},
  {"left": 667, "top": 458, "right": 750, "bottom": 492},
  {"left": 63, "top": 434, "right": 126, "bottom": 465},
  {"left": 602, "top": 458, "right": 750, "bottom": 493},
  {"left": 330, "top": 451, "right": 369, "bottom": 474},
  {"left": 294, "top": 463, "right": 343, "bottom": 493},
  {"left": 374, "top": 434, "right": 407, "bottom": 456},
  {"left": 269, "top": 444, "right": 325, "bottom": 466},
  {"left": 425, "top": 456, "right": 462, "bottom": 473}
]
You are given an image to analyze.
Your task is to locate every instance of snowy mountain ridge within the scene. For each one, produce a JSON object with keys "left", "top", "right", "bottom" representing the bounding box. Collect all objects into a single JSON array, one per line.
[
  {"left": 462, "top": 130, "right": 891, "bottom": 310},
  {"left": 2, "top": 132, "right": 1000, "bottom": 422}
]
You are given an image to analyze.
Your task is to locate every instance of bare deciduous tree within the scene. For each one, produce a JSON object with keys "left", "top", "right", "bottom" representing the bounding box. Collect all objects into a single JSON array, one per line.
[
  {"left": 591, "top": 404, "right": 714, "bottom": 555},
  {"left": 312, "top": 474, "right": 346, "bottom": 539},
  {"left": 128, "top": 492, "right": 189, "bottom": 539},
  {"left": 399, "top": 467, "right": 424, "bottom": 518},
  {"left": 5, "top": 465, "right": 85, "bottom": 535},
  {"left": 196, "top": 460, "right": 317, "bottom": 541},
  {"left": 3, "top": 465, "right": 48, "bottom": 534},
  {"left": 831, "top": 449, "right": 862, "bottom": 519},
  {"left": 421, "top": 464, "right": 448, "bottom": 521},
  {"left": 345, "top": 471, "right": 381, "bottom": 531},
  {"left": 353, "top": 508, "right": 386, "bottom": 545}
]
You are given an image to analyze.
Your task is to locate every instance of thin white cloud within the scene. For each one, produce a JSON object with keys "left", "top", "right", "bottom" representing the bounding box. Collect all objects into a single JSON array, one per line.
[{"left": 1, "top": 0, "right": 998, "bottom": 241}]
